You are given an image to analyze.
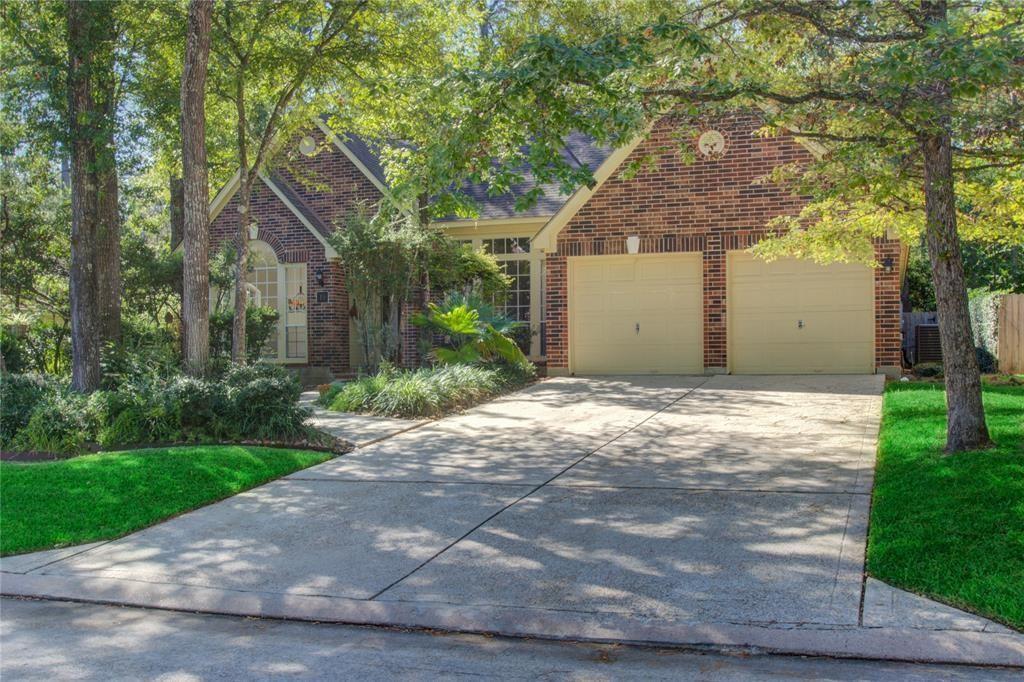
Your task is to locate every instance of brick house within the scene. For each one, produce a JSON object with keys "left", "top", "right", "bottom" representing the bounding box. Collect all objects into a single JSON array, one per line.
[{"left": 207, "top": 112, "right": 905, "bottom": 381}]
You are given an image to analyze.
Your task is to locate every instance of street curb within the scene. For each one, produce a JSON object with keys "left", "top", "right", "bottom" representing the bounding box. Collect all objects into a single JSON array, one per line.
[{"left": 4, "top": 572, "right": 1022, "bottom": 668}]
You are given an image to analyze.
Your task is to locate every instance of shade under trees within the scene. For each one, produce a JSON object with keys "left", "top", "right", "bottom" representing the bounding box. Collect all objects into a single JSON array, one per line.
[{"left": 415, "top": 0, "right": 1024, "bottom": 452}]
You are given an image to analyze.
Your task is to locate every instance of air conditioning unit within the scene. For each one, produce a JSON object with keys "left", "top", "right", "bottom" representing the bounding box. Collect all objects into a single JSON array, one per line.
[{"left": 915, "top": 324, "right": 943, "bottom": 364}]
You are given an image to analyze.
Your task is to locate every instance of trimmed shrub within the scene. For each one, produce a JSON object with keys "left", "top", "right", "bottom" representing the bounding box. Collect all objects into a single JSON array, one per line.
[
  {"left": 968, "top": 289, "right": 1003, "bottom": 370},
  {"left": 14, "top": 390, "right": 105, "bottom": 454},
  {"left": 1, "top": 373, "right": 59, "bottom": 448},
  {"left": 221, "top": 363, "right": 308, "bottom": 441},
  {"left": 3, "top": 363, "right": 312, "bottom": 454},
  {"left": 914, "top": 362, "right": 944, "bottom": 378}
]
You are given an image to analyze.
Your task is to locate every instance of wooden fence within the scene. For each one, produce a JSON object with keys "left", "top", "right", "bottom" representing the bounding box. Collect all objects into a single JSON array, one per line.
[{"left": 999, "top": 294, "right": 1024, "bottom": 374}]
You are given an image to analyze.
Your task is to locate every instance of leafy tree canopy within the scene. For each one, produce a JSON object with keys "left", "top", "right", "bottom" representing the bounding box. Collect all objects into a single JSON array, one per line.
[{"left": 414, "top": 0, "right": 1024, "bottom": 259}]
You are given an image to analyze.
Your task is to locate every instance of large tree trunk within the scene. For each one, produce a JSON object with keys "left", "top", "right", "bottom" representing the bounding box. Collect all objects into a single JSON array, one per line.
[
  {"left": 180, "top": 0, "right": 212, "bottom": 376},
  {"left": 231, "top": 174, "right": 251, "bottom": 364},
  {"left": 96, "top": 156, "right": 121, "bottom": 346},
  {"left": 66, "top": 0, "right": 105, "bottom": 392},
  {"left": 231, "top": 70, "right": 250, "bottom": 364},
  {"left": 918, "top": 0, "right": 990, "bottom": 452},
  {"left": 921, "top": 132, "right": 991, "bottom": 452},
  {"left": 91, "top": 2, "right": 121, "bottom": 353}
]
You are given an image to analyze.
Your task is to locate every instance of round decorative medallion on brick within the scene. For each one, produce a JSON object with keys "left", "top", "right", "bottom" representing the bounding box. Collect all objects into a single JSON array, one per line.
[
  {"left": 697, "top": 130, "right": 727, "bottom": 159},
  {"left": 299, "top": 136, "right": 317, "bottom": 156}
]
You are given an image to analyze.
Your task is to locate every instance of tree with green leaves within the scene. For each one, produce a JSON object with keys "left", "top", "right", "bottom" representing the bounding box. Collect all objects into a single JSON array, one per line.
[
  {"left": 207, "top": 0, "right": 370, "bottom": 364},
  {"left": 423, "top": 0, "right": 1023, "bottom": 452},
  {"left": 329, "top": 206, "right": 431, "bottom": 371},
  {"left": 3, "top": 0, "right": 129, "bottom": 390},
  {"left": 65, "top": 0, "right": 125, "bottom": 389}
]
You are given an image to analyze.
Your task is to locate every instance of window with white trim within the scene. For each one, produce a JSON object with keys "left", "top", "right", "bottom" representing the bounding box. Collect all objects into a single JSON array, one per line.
[
  {"left": 284, "top": 264, "right": 308, "bottom": 360},
  {"left": 453, "top": 233, "right": 543, "bottom": 358},
  {"left": 483, "top": 237, "right": 531, "bottom": 323},
  {"left": 242, "top": 241, "right": 308, "bottom": 363}
]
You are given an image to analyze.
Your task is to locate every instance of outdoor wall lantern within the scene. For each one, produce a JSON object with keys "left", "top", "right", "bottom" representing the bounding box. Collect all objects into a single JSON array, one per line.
[
  {"left": 248, "top": 223, "right": 259, "bottom": 241},
  {"left": 626, "top": 235, "right": 640, "bottom": 255},
  {"left": 314, "top": 267, "right": 325, "bottom": 287},
  {"left": 882, "top": 256, "right": 894, "bottom": 273}
]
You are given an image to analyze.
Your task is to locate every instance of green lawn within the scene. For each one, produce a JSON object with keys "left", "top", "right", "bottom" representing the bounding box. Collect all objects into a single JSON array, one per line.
[
  {"left": 0, "top": 445, "right": 331, "bottom": 556},
  {"left": 868, "top": 382, "right": 1024, "bottom": 629}
]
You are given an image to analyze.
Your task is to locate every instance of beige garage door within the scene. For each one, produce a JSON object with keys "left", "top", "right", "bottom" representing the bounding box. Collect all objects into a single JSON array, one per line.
[
  {"left": 570, "top": 254, "right": 702, "bottom": 374},
  {"left": 728, "top": 252, "right": 874, "bottom": 374}
]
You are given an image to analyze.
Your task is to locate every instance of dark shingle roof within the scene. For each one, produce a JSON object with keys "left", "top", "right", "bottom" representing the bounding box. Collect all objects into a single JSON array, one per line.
[
  {"left": 338, "top": 134, "right": 389, "bottom": 190},
  {"left": 445, "top": 132, "right": 613, "bottom": 221},
  {"left": 338, "top": 129, "right": 613, "bottom": 222}
]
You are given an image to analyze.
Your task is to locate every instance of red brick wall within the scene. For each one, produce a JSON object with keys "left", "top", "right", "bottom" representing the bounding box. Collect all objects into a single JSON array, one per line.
[
  {"left": 274, "top": 126, "right": 383, "bottom": 230},
  {"left": 545, "top": 112, "right": 903, "bottom": 373},
  {"left": 209, "top": 129, "right": 384, "bottom": 376}
]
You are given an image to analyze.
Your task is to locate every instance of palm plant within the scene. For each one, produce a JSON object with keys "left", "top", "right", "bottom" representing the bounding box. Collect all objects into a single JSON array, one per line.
[{"left": 412, "top": 293, "right": 529, "bottom": 367}]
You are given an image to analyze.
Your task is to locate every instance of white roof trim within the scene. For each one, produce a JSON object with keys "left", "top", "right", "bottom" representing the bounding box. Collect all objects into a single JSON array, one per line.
[
  {"left": 313, "top": 118, "right": 397, "bottom": 204},
  {"left": 258, "top": 171, "right": 339, "bottom": 258},
  {"left": 531, "top": 129, "right": 649, "bottom": 253},
  {"left": 205, "top": 168, "right": 339, "bottom": 258},
  {"left": 433, "top": 216, "right": 549, "bottom": 230},
  {"left": 208, "top": 169, "right": 242, "bottom": 223},
  {"left": 209, "top": 115, "right": 399, "bottom": 225}
]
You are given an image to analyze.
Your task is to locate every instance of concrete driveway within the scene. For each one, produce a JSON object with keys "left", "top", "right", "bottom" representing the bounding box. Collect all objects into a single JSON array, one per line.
[{"left": 4, "top": 375, "right": 1022, "bottom": 665}]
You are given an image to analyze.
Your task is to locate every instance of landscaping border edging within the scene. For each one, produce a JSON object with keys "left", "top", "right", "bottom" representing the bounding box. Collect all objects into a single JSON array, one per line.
[{"left": 0, "top": 437, "right": 354, "bottom": 462}]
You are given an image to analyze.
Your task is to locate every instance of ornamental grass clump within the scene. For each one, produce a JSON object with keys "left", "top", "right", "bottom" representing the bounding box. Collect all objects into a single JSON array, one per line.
[
  {"left": 316, "top": 294, "right": 536, "bottom": 418},
  {"left": 321, "top": 363, "right": 533, "bottom": 418}
]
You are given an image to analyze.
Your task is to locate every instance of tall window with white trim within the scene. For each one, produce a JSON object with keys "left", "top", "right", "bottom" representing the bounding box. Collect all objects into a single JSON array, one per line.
[
  {"left": 483, "top": 237, "right": 531, "bottom": 323},
  {"left": 284, "top": 264, "right": 308, "bottom": 360},
  {"left": 247, "top": 241, "right": 280, "bottom": 359},
  {"left": 242, "top": 241, "right": 308, "bottom": 363}
]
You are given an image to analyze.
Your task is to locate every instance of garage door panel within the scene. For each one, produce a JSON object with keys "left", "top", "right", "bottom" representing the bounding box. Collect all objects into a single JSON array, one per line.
[
  {"left": 605, "top": 262, "right": 635, "bottom": 281},
  {"left": 729, "top": 252, "right": 873, "bottom": 375},
  {"left": 573, "top": 261, "right": 606, "bottom": 283},
  {"left": 570, "top": 254, "right": 702, "bottom": 375}
]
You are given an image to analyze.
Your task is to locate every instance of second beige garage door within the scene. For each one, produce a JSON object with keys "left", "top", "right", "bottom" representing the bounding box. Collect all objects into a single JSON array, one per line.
[
  {"left": 728, "top": 252, "right": 874, "bottom": 374},
  {"left": 569, "top": 254, "right": 702, "bottom": 374}
]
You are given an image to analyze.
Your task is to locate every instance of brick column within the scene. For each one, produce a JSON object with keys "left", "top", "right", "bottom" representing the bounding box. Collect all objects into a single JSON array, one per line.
[
  {"left": 703, "top": 234, "right": 727, "bottom": 371},
  {"left": 874, "top": 239, "right": 903, "bottom": 374},
  {"left": 544, "top": 254, "right": 569, "bottom": 371}
]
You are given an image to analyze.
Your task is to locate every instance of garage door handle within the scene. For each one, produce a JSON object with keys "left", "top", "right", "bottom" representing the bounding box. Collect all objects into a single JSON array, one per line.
[{"left": 635, "top": 322, "right": 640, "bottom": 335}]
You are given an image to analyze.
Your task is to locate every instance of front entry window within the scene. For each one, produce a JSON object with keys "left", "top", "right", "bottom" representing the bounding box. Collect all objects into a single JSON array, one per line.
[
  {"left": 244, "top": 241, "right": 308, "bottom": 363},
  {"left": 284, "top": 264, "right": 308, "bottom": 359}
]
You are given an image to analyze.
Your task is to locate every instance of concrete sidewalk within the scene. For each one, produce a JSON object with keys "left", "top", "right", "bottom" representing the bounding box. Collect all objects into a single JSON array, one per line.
[
  {"left": 8, "top": 598, "right": 1019, "bottom": 681},
  {"left": 3, "top": 376, "right": 1021, "bottom": 666},
  {"left": 299, "top": 390, "right": 427, "bottom": 447}
]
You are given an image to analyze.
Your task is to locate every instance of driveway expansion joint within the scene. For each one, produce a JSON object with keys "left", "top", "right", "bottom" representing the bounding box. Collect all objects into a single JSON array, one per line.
[
  {"left": 365, "top": 378, "right": 712, "bottom": 601},
  {"left": 11, "top": 376, "right": 1014, "bottom": 667}
]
